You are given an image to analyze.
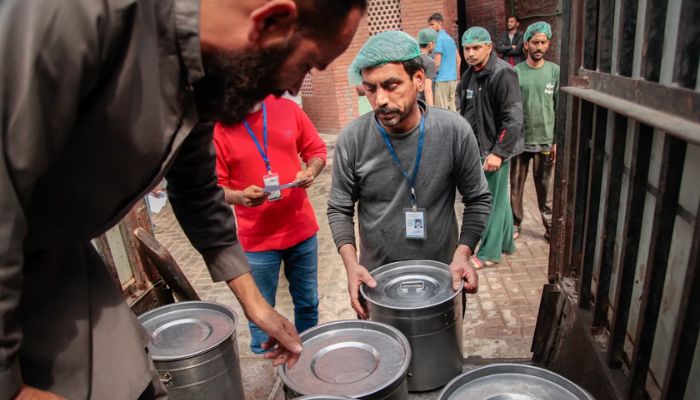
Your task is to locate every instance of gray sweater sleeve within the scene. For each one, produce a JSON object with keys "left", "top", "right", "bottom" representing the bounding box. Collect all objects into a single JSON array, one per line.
[
  {"left": 327, "top": 131, "right": 359, "bottom": 250},
  {"left": 454, "top": 123, "right": 492, "bottom": 250}
]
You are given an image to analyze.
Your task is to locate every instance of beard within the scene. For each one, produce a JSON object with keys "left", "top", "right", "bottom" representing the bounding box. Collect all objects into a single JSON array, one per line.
[
  {"left": 194, "top": 43, "right": 294, "bottom": 125},
  {"left": 529, "top": 51, "right": 545, "bottom": 61}
]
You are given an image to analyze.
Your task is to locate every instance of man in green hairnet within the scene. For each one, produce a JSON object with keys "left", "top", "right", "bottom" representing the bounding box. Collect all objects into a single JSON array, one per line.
[
  {"left": 417, "top": 28, "right": 438, "bottom": 106},
  {"left": 457, "top": 26, "right": 524, "bottom": 268},
  {"left": 328, "top": 30, "right": 492, "bottom": 319},
  {"left": 510, "top": 21, "right": 559, "bottom": 242}
]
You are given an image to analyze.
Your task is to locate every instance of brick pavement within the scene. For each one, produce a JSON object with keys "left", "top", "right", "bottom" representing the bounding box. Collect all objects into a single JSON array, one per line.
[{"left": 150, "top": 133, "right": 551, "bottom": 399}]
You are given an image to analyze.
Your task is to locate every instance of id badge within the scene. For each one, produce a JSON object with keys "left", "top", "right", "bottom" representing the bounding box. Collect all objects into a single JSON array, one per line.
[
  {"left": 263, "top": 173, "right": 282, "bottom": 201},
  {"left": 405, "top": 208, "right": 426, "bottom": 240}
]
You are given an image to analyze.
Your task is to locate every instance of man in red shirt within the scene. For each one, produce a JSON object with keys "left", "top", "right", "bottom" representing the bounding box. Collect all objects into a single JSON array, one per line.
[{"left": 214, "top": 96, "right": 326, "bottom": 353}]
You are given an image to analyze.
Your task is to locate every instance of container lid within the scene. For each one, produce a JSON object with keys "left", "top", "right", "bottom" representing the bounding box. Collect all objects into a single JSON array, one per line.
[
  {"left": 139, "top": 301, "right": 237, "bottom": 361},
  {"left": 438, "top": 364, "right": 595, "bottom": 400},
  {"left": 361, "top": 260, "right": 461, "bottom": 309},
  {"left": 279, "top": 320, "right": 411, "bottom": 398},
  {"left": 294, "top": 396, "right": 353, "bottom": 399}
]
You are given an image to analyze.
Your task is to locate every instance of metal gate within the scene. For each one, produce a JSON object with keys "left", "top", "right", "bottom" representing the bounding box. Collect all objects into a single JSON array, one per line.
[{"left": 534, "top": 0, "right": 699, "bottom": 399}]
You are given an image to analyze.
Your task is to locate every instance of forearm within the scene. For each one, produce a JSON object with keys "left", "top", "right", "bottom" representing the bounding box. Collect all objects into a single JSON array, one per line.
[
  {"left": 226, "top": 273, "right": 272, "bottom": 322},
  {"left": 223, "top": 187, "right": 242, "bottom": 205},
  {"left": 305, "top": 157, "right": 325, "bottom": 178},
  {"left": 338, "top": 243, "right": 360, "bottom": 270},
  {"left": 460, "top": 189, "right": 492, "bottom": 249},
  {"left": 433, "top": 53, "right": 442, "bottom": 73},
  {"left": 452, "top": 244, "right": 473, "bottom": 262}
]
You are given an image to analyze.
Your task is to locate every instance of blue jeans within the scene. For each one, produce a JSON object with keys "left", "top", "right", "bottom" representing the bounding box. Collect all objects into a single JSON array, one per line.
[{"left": 245, "top": 235, "right": 319, "bottom": 354}]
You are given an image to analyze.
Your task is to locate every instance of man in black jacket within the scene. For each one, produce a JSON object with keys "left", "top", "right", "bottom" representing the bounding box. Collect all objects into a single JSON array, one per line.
[
  {"left": 496, "top": 16, "right": 525, "bottom": 66},
  {"left": 458, "top": 27, "right": 524, "bottom": 268}
]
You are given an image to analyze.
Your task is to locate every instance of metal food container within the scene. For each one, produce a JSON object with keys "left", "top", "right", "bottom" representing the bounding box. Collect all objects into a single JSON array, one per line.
[
  {"left": 438, "top": 364, "right": 596, "bottom": 399},
  {"left": 139, "top": 301, "right": 245, "bottom": 399},
  {"left": 279, "top": 320, "right": 411, "bottom": 400},
  {"left": 294, "top": 396, "right": 354, "bottom": 399},
  {"left": 361, "top": 260, "right": 463, "bottom": 391}
]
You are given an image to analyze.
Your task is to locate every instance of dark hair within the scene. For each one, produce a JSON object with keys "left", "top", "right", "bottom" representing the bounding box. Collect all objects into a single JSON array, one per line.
[
  {"left": 402, "top": 56, "right": 424, "bottom": 78},
  {"left": 427, "top": 13, "right": 444, "bottom": 23},
  {"left": 419, "top": 43, "right": 430, "bottom": 49},
  {"left": 508, "top": 15, "right": 521, "bottom": 22},
  {"left": 297, "top": 0, "right": 368, "bottom": 35}
]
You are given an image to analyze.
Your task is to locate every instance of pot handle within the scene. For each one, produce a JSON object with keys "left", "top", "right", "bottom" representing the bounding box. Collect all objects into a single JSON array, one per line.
[{"left": 400, "top": 280, "right": 425, "bottom": 293}]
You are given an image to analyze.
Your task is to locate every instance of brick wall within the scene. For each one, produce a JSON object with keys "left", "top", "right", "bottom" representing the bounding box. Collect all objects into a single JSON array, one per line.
[
  {"left": 513, "top": 0, "right": 562, "bottom": 63},
  {"left": 465, "top": 0, "right": 506, "bottom": 44}
]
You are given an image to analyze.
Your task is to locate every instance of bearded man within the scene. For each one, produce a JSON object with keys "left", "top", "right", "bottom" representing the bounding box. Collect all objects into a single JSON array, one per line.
[
  {"left": 0, "top": 0, "right": 364, "bottom": 399},
  {"left": 327, "top": 31, "right": 491, "bottom": 319}
]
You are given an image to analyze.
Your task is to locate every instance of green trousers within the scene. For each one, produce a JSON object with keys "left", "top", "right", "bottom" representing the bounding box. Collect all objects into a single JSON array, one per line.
[{"left": 477, "top": 161, "right": 516, "bottom": 262}]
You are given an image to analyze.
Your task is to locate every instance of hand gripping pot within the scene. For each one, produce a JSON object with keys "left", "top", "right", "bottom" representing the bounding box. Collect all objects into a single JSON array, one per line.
[
  {"left": 139, "top": 301, "right": 245, "bottom": 400},
  {"left": 278, "top": 320, "right": 411, "bottom": 400},
  {"left": 438, "top": 364, "right": 596, "bottom": 400},
  {"left": 360, "top": 260, "right": 464, "bottom": 391}
]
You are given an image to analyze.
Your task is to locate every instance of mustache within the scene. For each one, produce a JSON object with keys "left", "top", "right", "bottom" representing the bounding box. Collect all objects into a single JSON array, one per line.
[{"left": 375, "top": 106, "right": 400, "bottom": 115}]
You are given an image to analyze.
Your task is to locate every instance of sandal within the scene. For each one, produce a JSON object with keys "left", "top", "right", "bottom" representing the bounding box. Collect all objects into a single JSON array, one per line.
[
  {"left": 470, "top": 256, "right": 495, "bottom": 269},
  {"left": 513, "top": 225, "right": 521, "bottom": 240}
]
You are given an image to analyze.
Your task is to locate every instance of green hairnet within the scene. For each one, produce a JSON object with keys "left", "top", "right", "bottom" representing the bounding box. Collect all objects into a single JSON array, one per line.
[
  {"left": 524, "top": 21, "right": 552, "bottom": 41},
  {"left": 348, "top": 30, "right": 421, "bottom": 85},
  {"left": 461, "top": 27, "right": 492, "bottom": 46},
  {"left": 417, "top": 28, "right": 439, "bottom": 45}
]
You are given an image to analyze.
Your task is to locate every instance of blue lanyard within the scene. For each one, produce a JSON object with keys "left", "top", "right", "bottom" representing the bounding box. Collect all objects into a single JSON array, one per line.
[
  {"left": 375, "top": 115, "right": 425, "bottom": 208},
  {"left": 242, "top": 102, "right": 271, "bottom": 173}
]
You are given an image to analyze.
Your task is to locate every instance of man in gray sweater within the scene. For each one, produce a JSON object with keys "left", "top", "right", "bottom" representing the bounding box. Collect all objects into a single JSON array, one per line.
[{"left": 328, "top": 31, "right": 492, "bottom": 318}]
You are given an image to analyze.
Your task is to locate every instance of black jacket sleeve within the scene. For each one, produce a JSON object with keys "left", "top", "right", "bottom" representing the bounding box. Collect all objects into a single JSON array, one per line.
[
  {"left": 489, "top": 68, "right": 524, "bottom": 159},
  {"left": 495, "top": 32, "right": 513, "bottom": 55},
  {"left": 166, "top": 123, "right": 251, "bottom": 282}
]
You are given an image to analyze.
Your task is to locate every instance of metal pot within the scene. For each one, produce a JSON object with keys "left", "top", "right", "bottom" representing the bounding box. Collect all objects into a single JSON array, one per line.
[
  {"left": 139, "top": 301, "right": 245, "bottom": 400},
  {"left": 361, "top": 260, "right": 463, "bottom": 391},
  {"left": 279, "top": 320, "right": 411, "bottom": 400},
  {"left": 294, "top": 396, "right": 354, "bottom": 399},
  {"left": 438, "top": 364, "right": 596, "bottom": 399}
]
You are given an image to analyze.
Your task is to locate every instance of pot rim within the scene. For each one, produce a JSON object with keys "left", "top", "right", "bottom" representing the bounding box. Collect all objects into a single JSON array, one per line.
[
  {"left": 277, "top": 320, "right": 411, "bottom": 398},
  {"left": 360, "top": 260, "right": 463, "bottom": 311},
  {"left": 139, "top": 300, "right": 238, "bottom": 361}
]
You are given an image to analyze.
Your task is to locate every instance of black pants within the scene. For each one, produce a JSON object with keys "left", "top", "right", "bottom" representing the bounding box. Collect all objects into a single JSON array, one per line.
[{"left": 510, "top": 151, "right": 554, "bottom": 234}]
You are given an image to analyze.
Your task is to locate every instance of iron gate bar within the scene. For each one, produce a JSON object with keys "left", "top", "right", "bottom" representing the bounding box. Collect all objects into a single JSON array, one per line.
[
  {"left": 606, "top": 122, "right": 654, "bottom": 369},
  {"left": 627, "top": 135, "right": 687, "bottom": 399},
  {"left": 579, "top": 70, "right": 700, "bottom": 126},
  {"left": 592, "top": 113, "right": 628, "bottom": 328},
  {"left": 616, "top": 0, "right": 638, "bottom": 77},
  {"left": 580, "top": 106, "right": 608, "bottom": 310},
  {"left": 561, "top": 86, "right": 700, "bottom": 146},
  {"left": 596, "top": 0, "right": 614, "bottom": 73},
  {"left": 582, "top": 0, "right": 599, "bottom": 70},
  {"left": 661, "top": 202, "right": 700, "bottom": 400},
  {"left": 673, "top": 0, "right": 699, "bottom": 89},
  {"left": 572, "top": 100, "right": 594, "bottom": 283},
  {"left": 639, "top": 0, "right": 669, "bottom": 82}
]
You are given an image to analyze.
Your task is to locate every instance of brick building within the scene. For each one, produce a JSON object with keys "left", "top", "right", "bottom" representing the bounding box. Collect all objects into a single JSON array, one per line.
[{"left": 301, "top": 0, "right": 562, "bottom": 133}]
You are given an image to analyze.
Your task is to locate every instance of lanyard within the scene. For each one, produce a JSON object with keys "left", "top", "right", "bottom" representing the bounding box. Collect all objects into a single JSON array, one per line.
[
  {"left": 242, "top": 102, "right": 271, "bottom": 173},
  {"left": 375, "top": 115, "right": 425, "bottom": 209}
]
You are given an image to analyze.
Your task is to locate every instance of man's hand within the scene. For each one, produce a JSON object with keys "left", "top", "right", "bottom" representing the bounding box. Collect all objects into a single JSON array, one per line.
[
  {"left": 14, "top": 386, "right": 65, "bottom": 400},
  {"left": 294, "top": 169, "right": 315, "bottom": 189},
  {"left": 346, "top": 263, "right": 377, "bottom": 319},
  {"left": 450, "top": 245, "right": 478, "bottom": 293},
  {"left": 483, "top": 154, "right": 503, "bottom": 172},
  {"left": 238, "top": 185, "right": 267, "bottom": 207},
  {"left": 253, "top": 308, "right": 303, "bottom": 368},
  {"left": 550, "top": 144, "right": 557, "bottom": 162},
  {"left": 227, "top": 274, "right": 302, "bottom": 368}
]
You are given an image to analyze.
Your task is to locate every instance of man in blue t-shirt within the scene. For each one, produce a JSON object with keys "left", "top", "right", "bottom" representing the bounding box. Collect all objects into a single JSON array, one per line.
[{"left": 428, "top": 13, "right": 460, "bottom": 112}]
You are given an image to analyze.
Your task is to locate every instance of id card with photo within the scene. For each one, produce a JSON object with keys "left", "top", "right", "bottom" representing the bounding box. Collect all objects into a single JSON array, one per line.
[
  {"left": 405, "top": 208, "right": 426, "bottom": 240},
  {"left": 263, "top": 173, "right": 282, "bottom": 201}
]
